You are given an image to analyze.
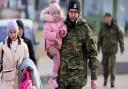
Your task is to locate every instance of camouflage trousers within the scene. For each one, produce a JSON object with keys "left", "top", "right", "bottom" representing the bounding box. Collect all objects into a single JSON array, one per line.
[
  {"left": 57, "top": 61, "right": 87, "bottom": 89},
  {"left": 102, "top": 52, "right": 116, "bottom": 83}
]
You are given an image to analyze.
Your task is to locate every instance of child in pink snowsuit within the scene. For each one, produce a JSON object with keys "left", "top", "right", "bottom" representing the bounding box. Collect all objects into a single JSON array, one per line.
[{"left": 40, "top": 0, "right": 67, "bottom": 88}]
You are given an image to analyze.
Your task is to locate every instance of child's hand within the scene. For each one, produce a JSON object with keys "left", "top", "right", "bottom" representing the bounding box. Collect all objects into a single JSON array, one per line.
[
  {"left": 56, "top": 30, "right": 62, "bottom": 39},
  {"left": 57, "top": 30, "right": 63, "bottom": 38},
  {"left": 62, "top": 30, "right": 67, "bottom": 37},
  {"left": 59, "top": 30, "right": 63, "bottom": 38},
  {"left": 29, "top": 86, "right": 36, "bottom": 89}
]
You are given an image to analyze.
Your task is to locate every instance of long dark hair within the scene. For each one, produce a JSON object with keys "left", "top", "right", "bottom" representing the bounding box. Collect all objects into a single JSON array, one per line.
[{"left": 7, "top": 36, "right": 21, "bottom": 48}]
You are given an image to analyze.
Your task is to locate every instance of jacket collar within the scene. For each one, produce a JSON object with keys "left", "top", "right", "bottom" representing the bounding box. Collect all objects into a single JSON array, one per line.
[{"left": 65, "top": 16, "right": 87, "bottom": 29}]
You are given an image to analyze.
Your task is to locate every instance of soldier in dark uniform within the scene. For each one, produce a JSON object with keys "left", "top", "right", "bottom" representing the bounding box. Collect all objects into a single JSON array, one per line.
[
  {"left": 57, "top": 0, "right": 99, "bottom": 89},
  {"left": 97, "top": 13, "right": 124, "bottom": 88}
]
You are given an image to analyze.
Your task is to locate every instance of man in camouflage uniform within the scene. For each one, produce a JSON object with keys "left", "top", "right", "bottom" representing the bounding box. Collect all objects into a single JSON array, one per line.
[
  {"left": 97, "top": 13, "right": 124, "bottom": 88},
  {"left": 57, "top": 0, "right": 99, "bottom": 89}
]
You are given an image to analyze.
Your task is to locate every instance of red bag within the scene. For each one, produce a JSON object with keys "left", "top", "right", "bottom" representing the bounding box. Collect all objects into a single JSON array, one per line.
[{"left": 19, "top": 69, "right": 32, "bottom": 89}]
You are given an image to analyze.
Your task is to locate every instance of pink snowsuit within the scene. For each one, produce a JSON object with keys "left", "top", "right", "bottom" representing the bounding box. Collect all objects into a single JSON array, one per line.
[
  {"left": 42, "top": 9, "right": 67, "bottom": 75},
  {"left": 41, "top": 1, "right": 67, "bottom": 87},
  {"left": 43, "top": 21, "right": 67, "bottom": 50}
]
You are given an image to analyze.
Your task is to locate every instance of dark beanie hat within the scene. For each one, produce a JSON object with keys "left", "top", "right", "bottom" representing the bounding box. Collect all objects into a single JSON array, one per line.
[
  {"left": 16, "top": 19, "right": 24, "bottom": 30},
  {"left": 68, "top": 0, "right": 80, "bottom": 13},
  {"left": 105, "top": 12, "right": 112, "bottom": 17}
]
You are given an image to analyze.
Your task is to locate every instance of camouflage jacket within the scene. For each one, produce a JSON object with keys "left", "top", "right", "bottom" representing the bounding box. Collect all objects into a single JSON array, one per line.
[
  {"left": 60, "top": 17, "right": 99, "bottom": 80},
  {"left": 97, "top": 21, "right": 124, "bottom": 53}
]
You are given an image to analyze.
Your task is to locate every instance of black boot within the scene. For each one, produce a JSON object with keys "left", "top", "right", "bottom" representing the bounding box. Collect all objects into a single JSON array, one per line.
[
  {"left": 111, "top": 82, "right": 115, "bottom": 88},
  {"left": 103, "top": 80, "right": 107, "bottom": 87}
]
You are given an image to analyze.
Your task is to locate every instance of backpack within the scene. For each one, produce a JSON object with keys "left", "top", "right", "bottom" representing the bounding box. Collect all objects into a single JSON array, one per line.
[
  {"left": 0, "top": 50, "right": 4, "bottom": 72},
  {"left": 0, "top": 41, "right": 5, "bottom": 72},
  {"left": 19, "top": 68, "right": 32, "bottom": 89}
]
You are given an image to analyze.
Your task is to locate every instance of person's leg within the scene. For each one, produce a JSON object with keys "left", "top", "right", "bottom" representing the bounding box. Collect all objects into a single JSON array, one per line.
[
  {"left": 57, "top": 60, "right": 68, "bottom": 89},
  {"left": 109, "top": 53, "right": 116, "bottom": 88},
  {"left": 57, "top": 65, "right": 84, "bottom": 89},
  {"left": 49, "top": 49, "right": 60, "bottom": 88},
  {"left": 53, "top": 49, "right": 60, "bottom": 73},
  {"left": 67, "top": 69, "right": 86, "bottom": 89},
  {"left": 102, "top": 53, "right": 110, "bottom": 86}
]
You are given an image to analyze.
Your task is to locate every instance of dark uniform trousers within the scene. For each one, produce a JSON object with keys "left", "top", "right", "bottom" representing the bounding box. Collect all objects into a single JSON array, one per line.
[
  {"left": 102, "top": 52, "right": 116, "bottom": 83},
  {"left": 57, "top": 61, "right": 87, "bottom": 89},
  {"left": 58, "top": 70, "right": 85, "bottom": 89}
]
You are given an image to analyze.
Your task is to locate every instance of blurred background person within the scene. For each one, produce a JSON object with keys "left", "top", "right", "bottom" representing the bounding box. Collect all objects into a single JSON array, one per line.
[
  {"left": 97, "top": 12, "right": 124, "bottom": 88},
  {"left": 16, "top": 19, "right": 37, "bottom": 65}
]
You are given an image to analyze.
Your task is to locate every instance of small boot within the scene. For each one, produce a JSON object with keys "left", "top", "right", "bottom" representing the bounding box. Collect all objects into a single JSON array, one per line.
[{"left": 48, "top": 72, "right": 58, "bottom": 88}]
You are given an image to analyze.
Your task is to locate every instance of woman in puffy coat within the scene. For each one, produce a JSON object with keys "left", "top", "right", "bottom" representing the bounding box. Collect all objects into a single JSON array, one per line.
[{"left": 0, "top": 21, "right": 29, "bottom": 89}]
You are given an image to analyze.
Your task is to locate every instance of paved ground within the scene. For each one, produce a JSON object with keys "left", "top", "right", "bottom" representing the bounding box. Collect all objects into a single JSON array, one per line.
[
  {"left": 38, "top": 57, "right": 128, "bottom": 89},
  {"left": 40, "top": 75, "right": 128, "bottom": 89}
]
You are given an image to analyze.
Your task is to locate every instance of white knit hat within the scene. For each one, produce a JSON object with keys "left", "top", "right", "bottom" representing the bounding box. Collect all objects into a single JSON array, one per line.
[
  {"left": 49, "top": 0, "right": 61, "bottom": 14},
  {"left": 49, "top": 0, "right": 58, "bottom": 3},
  {"left": 7, "top": 21, "right": 18, "bottom": 32}
]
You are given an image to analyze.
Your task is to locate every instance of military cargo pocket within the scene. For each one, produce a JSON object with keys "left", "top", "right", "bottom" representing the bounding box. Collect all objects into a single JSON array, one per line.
[
  {"left": 67, "top": 58, "right": 85, "bottom": 70},
  {"left": 67, "top": 69, "right": 87, "bottom": 87}
]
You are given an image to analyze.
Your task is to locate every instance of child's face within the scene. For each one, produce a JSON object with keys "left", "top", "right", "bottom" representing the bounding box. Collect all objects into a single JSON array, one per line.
[
  {"left": 8, "top": 30, "right": 18, "bottom": 41},
  {"left": 52, "top": 10, "right": 61, "bottom": 21}
]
